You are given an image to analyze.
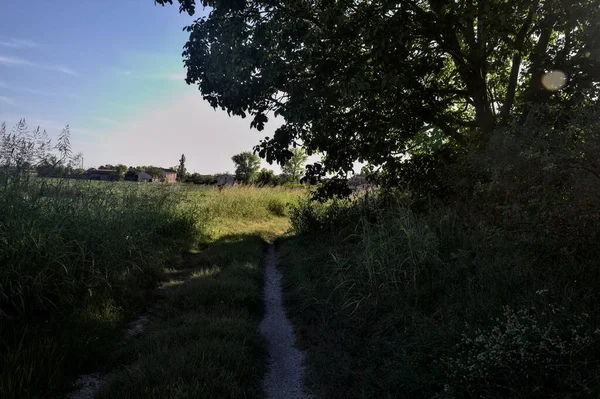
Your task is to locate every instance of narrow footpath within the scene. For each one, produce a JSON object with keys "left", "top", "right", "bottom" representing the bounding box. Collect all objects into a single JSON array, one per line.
[{"left": 260, "top": 244, "right": 311, "bottom": 399}]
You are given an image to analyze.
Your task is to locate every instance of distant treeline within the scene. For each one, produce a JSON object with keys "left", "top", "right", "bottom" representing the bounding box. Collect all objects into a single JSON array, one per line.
[{"left": 184, "top": 173, "right": 219, "bottom": 185}]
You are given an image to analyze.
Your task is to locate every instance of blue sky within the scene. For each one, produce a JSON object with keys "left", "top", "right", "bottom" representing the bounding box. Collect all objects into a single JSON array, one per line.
[{"left": 0, "top": 1, "right": 285, "bottom": 173}]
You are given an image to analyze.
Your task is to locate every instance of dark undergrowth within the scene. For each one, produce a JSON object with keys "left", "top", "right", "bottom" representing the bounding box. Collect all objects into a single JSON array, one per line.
[{"left": 278, "top": 189, "right": 600, "bottom": 398}]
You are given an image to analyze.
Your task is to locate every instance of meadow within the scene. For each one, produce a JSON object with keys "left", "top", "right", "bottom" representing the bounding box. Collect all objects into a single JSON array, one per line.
[{"left": 0, "top": 176, "right": 303, "bottom": 399}]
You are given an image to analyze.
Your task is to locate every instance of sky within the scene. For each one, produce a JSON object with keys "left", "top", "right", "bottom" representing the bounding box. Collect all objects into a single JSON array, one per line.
[{"left": 0, "top": 1, "right": 287, "bottom": 174}]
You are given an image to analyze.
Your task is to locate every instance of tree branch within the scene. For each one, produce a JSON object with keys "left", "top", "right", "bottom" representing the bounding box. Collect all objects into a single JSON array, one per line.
[
  {"left": 524, "top": 1, "right": 555, "bottom": 104},
  {"left": 460, "top": 0, "right": 477, "bottom": 52},
  {"left": 500, "top": 0, "right": 538, "bottom": 121}
]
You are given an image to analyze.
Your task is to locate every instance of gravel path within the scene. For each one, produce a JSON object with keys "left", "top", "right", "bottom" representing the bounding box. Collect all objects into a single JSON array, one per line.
[{"left": 260, "top": 244, "right": 311, "bottom": 399}]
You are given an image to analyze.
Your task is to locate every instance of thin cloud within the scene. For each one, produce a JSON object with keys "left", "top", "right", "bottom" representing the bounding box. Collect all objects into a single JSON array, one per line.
[
  {"left": 119, "top": 72, "right": 187, "bottom": 81},
  {"left": 112, "top": 67, "right": 132, "bottom": 76},
  {"left": 54, "top": 65, "right": 78, "bottom": 76},
  {"left": 70, "top": 127, "right": 112, "bottom": 141},
  {"left": 0, "top": 38, "right": 38, "bottom": 49},
  {"left": 0, "top": 96, "right": 16, "bottom": 105},
  {"left": 22, "top": 87, "right": 56, "bottom": 96},
  {"left": 0, "top": 55, "right": 34, "bottom": 66},
  {"left": 0, "top": 82, "right": 78, "bottom": 98},
  {"left": 0, "top": 54, "right": 77, "bottom": 76}
]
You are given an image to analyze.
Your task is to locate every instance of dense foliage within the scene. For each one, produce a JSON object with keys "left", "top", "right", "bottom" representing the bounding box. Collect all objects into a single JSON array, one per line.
[
  {"left": 255, "top": 167, "right": 278, "bottom": 186},
  {"left": 185, "top": 172, "right": 219, "bottom": 185},
  {"left": 158, "top": 0, "right": 599, "bottom": 194},
  {"left": 177, "top": 154, "right": 187, "bottom": 182},
  {"left": 275, "top": 97, "right": 600, "bottom": 397}
]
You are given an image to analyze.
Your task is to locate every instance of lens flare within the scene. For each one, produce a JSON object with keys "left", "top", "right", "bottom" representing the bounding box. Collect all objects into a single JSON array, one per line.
[{"left": 541, "top": 70, "right": 567, "bottom": 91}]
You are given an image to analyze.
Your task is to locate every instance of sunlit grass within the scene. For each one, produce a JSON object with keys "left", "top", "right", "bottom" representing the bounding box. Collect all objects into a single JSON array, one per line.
[
  {"left": 191, "top": 267, "right": 221, "bottom": 279},
  {"left": 195, "top": 185, "right": 305, "bottom": 222}
]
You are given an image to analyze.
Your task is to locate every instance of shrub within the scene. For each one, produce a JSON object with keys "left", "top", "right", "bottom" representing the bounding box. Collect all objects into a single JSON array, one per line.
[
  {"left": 267, "top": 198, "right": 287, "bottom": 217},
  {"left": 290, "top": 197, "right": 359, "bottom": 233},
  {"left": 443, "top": 306, "right": 600, "bottom": 397}
]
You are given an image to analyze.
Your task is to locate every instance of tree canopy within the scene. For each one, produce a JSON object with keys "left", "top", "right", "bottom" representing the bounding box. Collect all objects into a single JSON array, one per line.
[
  {"left": 158, "top": 0, "right": 600, "bottom": 192},
  {"left": 256, "top": 167, "right": 277, "bottom": 186},
  {"left": 231, "top": 151, "right": 261, "bottom": 183}
]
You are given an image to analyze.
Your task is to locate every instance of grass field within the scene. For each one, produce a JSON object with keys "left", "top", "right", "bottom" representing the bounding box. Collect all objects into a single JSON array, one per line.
[
  {"left": 9, "top": 175, "right": 596, "bottom": 398},
  {"left": 0, "top": 178, "right": 303, "bottom": 399}
]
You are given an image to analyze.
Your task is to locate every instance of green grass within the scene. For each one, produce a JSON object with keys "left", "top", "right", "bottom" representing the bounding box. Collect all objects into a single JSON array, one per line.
[
  {"left": 93, "top": 186, "right": 302, "bottom": 399},
  {"left": 197, "top": 185, "right": 304, "bottom": 220},
  {"left": 0, "top": 178, "right": 303, "bottom": 399},
  {"left": 278, "top": 194, "right": 600, "bottom": 398}
]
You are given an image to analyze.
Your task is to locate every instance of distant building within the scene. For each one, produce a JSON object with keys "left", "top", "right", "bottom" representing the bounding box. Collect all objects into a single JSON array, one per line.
[
  {"left": 138, "top": 171, "right": 152, "bottom": 182},
  {"left": 124, "top": 168, "right": 177, "bottom": 183},
  {"left": 160, "top": 169, "right": 177, "bottom": 183},
  {"left": 217, "top": 174, "right": 236, "bottom": 187},
  {"left": 85, "top": 169, "right": 116, "bottom": 181},
  {"left": 348, "top": 175, "right": 372, "bottom": 194}
]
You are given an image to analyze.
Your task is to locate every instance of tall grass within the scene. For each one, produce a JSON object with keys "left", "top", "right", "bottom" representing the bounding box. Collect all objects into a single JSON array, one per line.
[
  {"left": 0, "top": 178, "right": 204, "bottom": 399},
  {"left": 196, "top": 185, "right": 305, "bottom": 220},
  {"left": 280, "top": 193, "right": 600, "bottom": 398}
]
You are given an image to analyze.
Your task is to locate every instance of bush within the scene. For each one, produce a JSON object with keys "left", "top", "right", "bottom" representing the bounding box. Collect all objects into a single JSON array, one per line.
[
  {"left": 443, "top": 306, "right": 600, "bottom": 397},
  {"left": 266, "top": 198, "right": 287, "bottom": 217},
  {"left": 444, "top": 103, "right": 600, "bottom": 263},
  {"left": 290, "top": 197, "right": 360, "bottom": 233}
]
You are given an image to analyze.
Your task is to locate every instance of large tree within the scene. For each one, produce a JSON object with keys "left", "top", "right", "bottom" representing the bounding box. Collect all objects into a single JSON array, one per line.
[
  {"left": 231, "top": 151, "right": 261, "bottom": 183},
  {"left": 157, "top": 0, "right": 600, "bottom": 190}
]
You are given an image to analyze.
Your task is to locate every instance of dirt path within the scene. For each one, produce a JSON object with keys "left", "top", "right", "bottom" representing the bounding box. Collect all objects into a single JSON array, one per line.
[{"left": 260, "top": 244, "right": 311, "bottom": 399}]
